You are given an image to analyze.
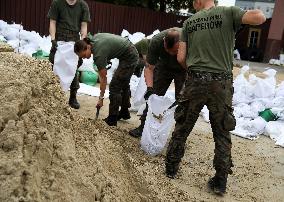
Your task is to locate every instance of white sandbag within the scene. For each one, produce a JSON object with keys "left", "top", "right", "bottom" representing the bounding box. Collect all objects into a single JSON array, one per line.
[
  {"left": 251, "top": 69, "right": 276, "bottom": 98},
  {"left": 121, "top": 29, "right": 130, "bottom": 38},
  {"left": 233, "top": 102, "right": 264, "bottom": 119},
  {"left": 132, "top": 73, "right": 147, "bottom": 108},
  {"left": 0, "top": 20, "right": 8, "bottom": 31},
  {"left": 233, "top": 49, "right": 240, "bottom": 60},
  {"left": 233, "top": 65, "right": 252, "bottom": 104},
  {"left": 2, "top": 26, "right": 21, "bottom": 40},
  {"left": 269, "top": 59, "right": 276, "bottom": 65},
  {"left": 141, "top": 95, "right": 176, "bottom": 156},
  {"left": 200, "top": 105, "right": 210, "bottom": 122},
  {"left": 18, "top": 42, "right": 39, "bottom": 56},
  {"left": 280, "top": 54, "right": 284, "bottom": 65},
  {"left": 77, "top": 83, "right": 109, "bottom": 98},
  {"left": 107, "top": 58, "right": 119, "bottom": 84},
  {"left": 164, "top": 89, "right": 175, "bottom": 102},
  {"left": 137, "top": 103, "right": 146, "bottom": 115},
  {"left": 53, "top": 41, "right": 78, "bottom": 91},
  {"left": 231, "top": 117, "right": 267, "bottom": 140},
  {"left": 77, "top": 56, "right": 96, "bottom": 73},
  {"left": 270, "top": 108, "right": 284, "bottom": 120},
  {"left": 265, "top": 121, "right": 284, "bottom": 147},
  {"left": 129, "top": 75, "right": 140, "bottom": 96},
  {"left": 275, "top": 81, "right": 284, "bottom": 97},
  {"left": 39, "top": 36, "right": 52, "bottom": 54},
  {"left": 0, "top": 35, "right": 6, "bottom": 42},
  {"left": 267, "top": 97, "right": 284, "bottom": 108},
  {"left": 7, "top": 39, "right": 29, "bottom": 50},
  {"left": 146, "top": 30, "right": 160, "bottom": 39},
  {"left": 128, "top": 32, "right": 145, "bottom": 44}
]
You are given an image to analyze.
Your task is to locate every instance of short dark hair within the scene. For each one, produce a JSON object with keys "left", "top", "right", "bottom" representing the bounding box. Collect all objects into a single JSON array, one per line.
[
  {"left": 74, "top": 38, "right": 91, "bottom": 54},
  {"left": 164, "top": 29, "right": 180, "bottom": 49}
]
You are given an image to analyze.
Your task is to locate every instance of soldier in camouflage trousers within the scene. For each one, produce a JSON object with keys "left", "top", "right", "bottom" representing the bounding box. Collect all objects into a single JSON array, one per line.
[
  {"left": 165, "top": 0, "right": 266, "bottom": 196},
  {"left": 74, "top": 34, "right": 139, "bottom": 126}
]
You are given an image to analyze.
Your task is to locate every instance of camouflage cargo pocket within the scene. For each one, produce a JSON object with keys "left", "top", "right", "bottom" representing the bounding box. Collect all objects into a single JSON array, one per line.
[{"left": 223, "top": 105, "right": 236, "bottom": 131}]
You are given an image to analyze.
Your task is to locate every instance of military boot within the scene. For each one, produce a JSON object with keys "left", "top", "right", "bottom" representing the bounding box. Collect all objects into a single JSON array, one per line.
[
  {"left": 69, "top": 90, "right": 80, "bottom": 109},
  {"left": 207, "top": 173, "right": 228, "bottom": 196},
  {"left": 117, "top": 108, "right": 131, "bottom": 120},
  {"left": 165, "top": 161, "right": 180, "bottom": 179},
  {"left": 129, "top": 120, "right": 145, "bottom": 138},
  {"left": 103, "top": 115, "right": 118, "bottom": 126}
]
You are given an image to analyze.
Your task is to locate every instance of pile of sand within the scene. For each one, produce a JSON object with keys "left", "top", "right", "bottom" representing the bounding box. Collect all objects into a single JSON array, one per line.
[
  {"left": 0, "top": 42, "right": 14, "bottom": 52},
  {"left": 0, "top": 51, "right": 161, "bottom": 201}
]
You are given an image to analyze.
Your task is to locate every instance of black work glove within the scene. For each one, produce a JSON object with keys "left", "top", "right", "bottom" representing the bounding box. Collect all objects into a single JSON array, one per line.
[
  {"left": 77, "top": 57, "right": 83, "bottom": 68},
  {"left": 49, "top": 40, "right": 57, "bottom": 64},
  {"left": 51, "top": 40, "right": 57, "bottom": 49},
  {"left": 144, "top": 87, "right": 154, "bottom": 100}
]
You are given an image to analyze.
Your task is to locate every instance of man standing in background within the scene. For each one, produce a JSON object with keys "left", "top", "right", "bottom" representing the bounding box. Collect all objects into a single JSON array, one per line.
[
  {"left": 48, "top": 0, "right": 91, "bottom": 109},
  {"left": 165, "top": 0, "right": 266, "bottom": 196}
]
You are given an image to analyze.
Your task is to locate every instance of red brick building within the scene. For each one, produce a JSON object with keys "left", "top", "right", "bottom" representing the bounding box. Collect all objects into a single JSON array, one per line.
[
  {"left": 235, "top": 0, "right": 283, "bottom": 62},
  {"left": 263, "top": 0, "right": 284, "bottom": 61}
]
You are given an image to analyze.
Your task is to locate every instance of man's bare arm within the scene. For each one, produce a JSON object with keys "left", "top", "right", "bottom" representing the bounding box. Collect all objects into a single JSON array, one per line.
[
  {"left": 49, "top": 19, "right": 56, "bottom": 40},
  {"left": 177, "top": 42, "right": 187, "bottom": 69},
  {"left": 80, "top": 22, "right": 88, "bottom": 39},
  {"left": 242, "top": 9, "right": 266, "bottom": 25},
  {"left": 144, "top": 63, "right": 155, "bottom": 88},
  {"left": 98, "top": 68, "right": 107, "bottom": 98}
]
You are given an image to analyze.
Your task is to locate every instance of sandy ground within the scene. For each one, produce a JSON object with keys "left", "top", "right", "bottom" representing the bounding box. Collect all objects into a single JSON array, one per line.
[
  {"left": 74, "top": 65, "right": 284, "bottom": 202},
  {"left": 0, "top": 46, "right": 283, "bottom": 202}
]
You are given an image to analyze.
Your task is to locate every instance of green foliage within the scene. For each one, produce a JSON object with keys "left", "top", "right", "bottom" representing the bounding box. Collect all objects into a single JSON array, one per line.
[{"left": 94, "top": 0, "right": 218, "bottom": 14}]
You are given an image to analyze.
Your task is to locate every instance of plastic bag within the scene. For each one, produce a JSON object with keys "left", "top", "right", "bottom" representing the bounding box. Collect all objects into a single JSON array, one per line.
[
  {"left": 53, "top": 41, "right": 78, "bottom": 91},
  {"left": 140, "top": 95, "right": 177, "bottom": 156}
]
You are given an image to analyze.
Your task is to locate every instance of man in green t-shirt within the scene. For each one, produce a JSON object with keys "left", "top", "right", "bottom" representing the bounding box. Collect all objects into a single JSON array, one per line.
[
  {"left": 74, "top": 33, "right": 139, "bottom": 126},
  {"left": 47, "top": 0, "right": 91, "bottom": 109},
  {"left": 129, "top": 28, "right": 187, "bottom": 138},
  {"left": 133, "top": 38, "right": 150, "bottom": 77},
  {"left": 165, "top": 0, "right": 266, "bottom": 196}
]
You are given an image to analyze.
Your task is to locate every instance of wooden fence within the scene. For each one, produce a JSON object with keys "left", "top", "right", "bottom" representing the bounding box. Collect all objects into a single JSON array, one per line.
[{"left": 0, "top": 0, "right": 188, "bottom": 36}]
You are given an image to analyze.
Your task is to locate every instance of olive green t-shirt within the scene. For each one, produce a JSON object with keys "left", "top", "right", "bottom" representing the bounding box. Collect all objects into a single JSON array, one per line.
[
  {"left": 181, "top": 6, "right": 246, "bottom": 73},
  {"left": 90, "top": 33, "right": 132, "bottom": 70},
  {"left": 47, "top": 0, "right": 91, "bottom": 32},
  {"left": 147, "top": 28, "right": 182, "bottom": 71},
  {"left": 135, "top": 38, "right": 150, "bottom": 56}
]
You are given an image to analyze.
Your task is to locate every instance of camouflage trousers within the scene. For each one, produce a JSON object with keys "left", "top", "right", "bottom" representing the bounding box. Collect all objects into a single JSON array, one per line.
[
  {"left": 48, "top": 30, "right": 81, "bottom": 92},
  {"left": 166, "top": 73, "right": 236, "bottom": 175},
  {"left": 108, "top": 45, "right": 139, "bottom": 116},
  {"left": 140, "top": 65, "right": 186, "bottom": 122}
]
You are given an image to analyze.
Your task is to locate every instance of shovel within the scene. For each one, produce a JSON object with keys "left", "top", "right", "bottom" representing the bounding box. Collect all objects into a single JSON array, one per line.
[{"left": 94, "top": 105, "right": 101, "bottom": 122}]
